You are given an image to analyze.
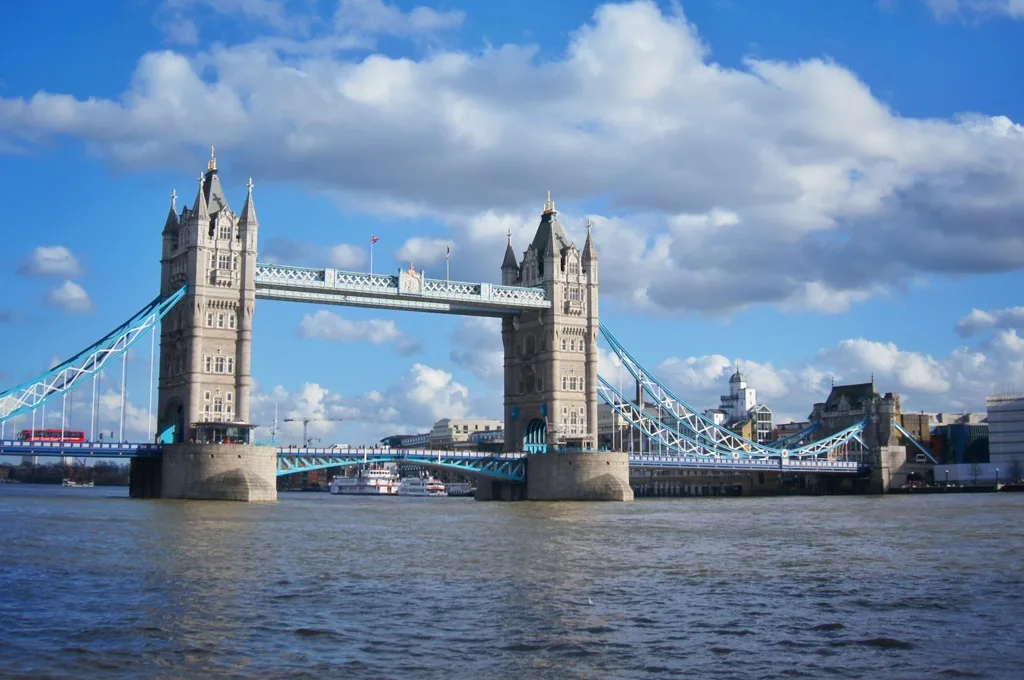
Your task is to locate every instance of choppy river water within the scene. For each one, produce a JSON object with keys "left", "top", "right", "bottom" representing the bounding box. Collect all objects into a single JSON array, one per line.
[{"left": 1, "top": 486, "right": 1022, "bottom": 679}]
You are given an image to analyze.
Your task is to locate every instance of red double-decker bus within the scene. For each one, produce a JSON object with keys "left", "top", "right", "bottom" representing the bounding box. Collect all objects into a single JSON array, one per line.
[{"left": 17, "top": 429, "right": 87, "bottom": 442}]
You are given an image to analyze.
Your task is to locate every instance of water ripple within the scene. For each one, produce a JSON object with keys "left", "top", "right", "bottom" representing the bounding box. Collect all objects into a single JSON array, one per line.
[{"left": 1, "top": 487, "right": 1022, "bottom": 678}]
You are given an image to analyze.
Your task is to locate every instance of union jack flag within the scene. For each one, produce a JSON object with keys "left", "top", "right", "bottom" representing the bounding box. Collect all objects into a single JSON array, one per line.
[{"left": 371, "top": 235, "right": 379, "bottom": 244}]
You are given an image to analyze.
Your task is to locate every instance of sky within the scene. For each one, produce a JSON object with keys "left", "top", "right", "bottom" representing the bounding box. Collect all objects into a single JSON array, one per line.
[{"left": 1, "top": 0, "right": 1024, "bottom": 448}]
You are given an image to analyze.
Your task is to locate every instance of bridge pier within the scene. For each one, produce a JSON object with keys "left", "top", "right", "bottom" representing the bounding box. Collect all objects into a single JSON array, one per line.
[
  {"left": 160, "top": 443, "right": 277, "bottom": 501},
  {"left": 129, "top": 458, "right": 162, "bottom": 499},
  {"left": 474, "top": 479, "right": 527, "bottom": 501},
  {"left": 526, "top": 451, "right": 633, "bottom": 501}
]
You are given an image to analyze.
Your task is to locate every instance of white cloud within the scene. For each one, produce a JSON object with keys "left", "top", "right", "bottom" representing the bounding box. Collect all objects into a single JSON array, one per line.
[
  {"left": 249, "top": 362, "right": 473, "bottom": 445},
  {"left": 296, "top": 309, "right": 421, "bottom": 354},
  {"left": 449, "top": 317, "right": 502, "bottom": 380},
  {"left": 3, "top": 2, "right": 1024, "bottom": 314},
  {"left": 333, "top": 0, "right": 465, "bottom": 37},
  {"left": 394, "top": 237, "right": 454, "bottom": 269},
  {"left": 17, "top": 245, "right": 82, "bottom": 278},
  {"left": 45, "top": 281, "right": 93, "bottom": 314},
  {"left": 955, "top": 306, "right": 1024, "bottom": 336},
  {"left": 328, "top": 243, "right": 365, "bottom": 269},
  {"left": 924, "top": 0, "right": 1024, "bottom": 20}
]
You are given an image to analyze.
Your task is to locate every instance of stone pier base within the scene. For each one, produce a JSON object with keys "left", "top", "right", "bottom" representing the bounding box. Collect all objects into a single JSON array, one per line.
[
  {"left": 474, "top": 479, "right": 527, "bottom": 501},
  {"left": 129, "top": 457, "right": 162, "bottom": 498},
  {"left": 160, "top": 443, "right": 278, "bottom": 502},
  {"left": 526, "top": 451, "right": 634, "bottom": 501}
]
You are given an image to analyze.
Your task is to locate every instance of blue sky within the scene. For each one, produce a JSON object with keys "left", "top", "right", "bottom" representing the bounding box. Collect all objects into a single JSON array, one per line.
[{"left": 2, "top": 0, "right": 1024, "bottom": 446}]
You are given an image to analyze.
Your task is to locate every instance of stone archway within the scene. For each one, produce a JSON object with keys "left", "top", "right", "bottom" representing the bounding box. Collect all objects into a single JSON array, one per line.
[
  {"left": 524, "top": 418, "right": 547, "bottom": 454},
  {"left": 158, "top": 399, "right": 184, "bottom": 444}
]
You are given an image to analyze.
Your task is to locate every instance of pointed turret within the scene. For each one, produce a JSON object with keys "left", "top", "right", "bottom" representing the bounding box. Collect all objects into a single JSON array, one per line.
[
  {"left": 193, "top": 172, "right": 209, "bottom": 220},
  {"left": 501, "top": 228, "right": 518, "bottom": 271},
  {"left": 528, "top": 191, "right": 569, "bottom": 279},
  {"left": 582, "top": 218, "right": 597, "bottom": 263},
  {"left": 162, "top": 190, "right": 179, "bottom": 234},
  {"left": 239, "top": 178, "right": 258, "bottom": 228}
]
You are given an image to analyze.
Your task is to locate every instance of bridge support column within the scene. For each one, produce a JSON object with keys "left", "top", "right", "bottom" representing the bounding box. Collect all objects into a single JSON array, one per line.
[
  {"left": 161, "top": 443, "right": 277, "bottom": 501},
  {"left": 129, "top": 458, "right": 163, "bottom": 498},
  {"left": 526, "top": 451, "right": 633, "bottom": 501},
  {"left": 474, "top": 480, "right": 526, "bottom": 501}
]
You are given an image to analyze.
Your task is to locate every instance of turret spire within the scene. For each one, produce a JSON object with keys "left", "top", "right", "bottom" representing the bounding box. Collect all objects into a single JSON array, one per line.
[
  {"left": 239, "top": 177, "right": 258, "bottom": 228},
  {"left": 543, "top": 190, "right": 555, "bottom": 215},
  {"left": 582, "top": 218, "right": 597, "bottom": 262},
  {"left": 194, "top": 172, "right": 208, "bottom": 218}
]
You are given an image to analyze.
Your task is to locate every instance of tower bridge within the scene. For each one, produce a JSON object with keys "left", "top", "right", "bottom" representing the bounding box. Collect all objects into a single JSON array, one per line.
[{"left": 0, "top": 151, "right": 883, "bottom": 502}]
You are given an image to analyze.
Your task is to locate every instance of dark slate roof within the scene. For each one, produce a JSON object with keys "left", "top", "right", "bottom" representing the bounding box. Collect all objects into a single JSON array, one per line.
[
  {"left": 501, "top": 240, "right": 518, "bottom": 270},
  {"left": 530, "top": 211, "right": 570, "bottom": 262},
  {"left": 824, "top": 382, "right": 878, "bottom": 411},
  {"left": 203, "top": 169, "right": 231, "bottom": 216}
]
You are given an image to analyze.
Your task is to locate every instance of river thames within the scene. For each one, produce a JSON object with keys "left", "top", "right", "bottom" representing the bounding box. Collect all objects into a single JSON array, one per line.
[{"left": 1, "top": 486, "right": 1021, "bottom": 679}]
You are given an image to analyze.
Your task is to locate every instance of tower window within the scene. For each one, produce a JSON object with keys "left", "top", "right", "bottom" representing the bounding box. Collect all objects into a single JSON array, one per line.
[
  {"left": 204, "top": 356, "right": 212, "bottom": 373},
  {"left": 218, "top": 222, "right": 232, "bottom": 240},
  {"left": 228, "top": 313, "right": 237, "bottom": 329},
  {"left": 227, "top": 357, "right": 235, "bottom": 374},
  {"left": 215, "top": 357, "right": 226, "bottom": 373},
  {"left": 206, "top": 312, "right": 214, "bottom": 327},
  {"left": 217, "top": 253, "right": 231, "bottom": 270},
  {"left": 217, "top": 313, "right": 225, "bottom": 328}
]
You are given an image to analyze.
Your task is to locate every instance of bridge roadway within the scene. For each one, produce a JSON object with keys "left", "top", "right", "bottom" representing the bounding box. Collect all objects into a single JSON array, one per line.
[{"left": 0, "top": 440, "right": 865, "bottom": 482}]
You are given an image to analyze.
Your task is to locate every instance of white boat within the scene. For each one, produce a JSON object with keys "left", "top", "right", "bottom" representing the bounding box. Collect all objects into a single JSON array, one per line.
[
  {"left": 329, "top": 467, "right": 398, "bottom": 495},
  {"left": 397, "top": 476, "right": 448, "bottom": 497},
  {"left": 445, "top": 482, "right": 475, "bottom": 497},
  {"left": 61, "top": 479, "right": 94, "bottom": 488}
]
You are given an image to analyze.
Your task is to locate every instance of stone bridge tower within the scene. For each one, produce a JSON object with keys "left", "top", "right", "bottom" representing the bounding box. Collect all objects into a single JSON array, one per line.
[
  {"left": 138, "top": 149, "right": 274, "bottom": 502},
  {"left": 501, "top": 193, "right": 599, "bottom": 453},
  {"left": 157, "top": 148, "right": 258, "bottom": 445}
]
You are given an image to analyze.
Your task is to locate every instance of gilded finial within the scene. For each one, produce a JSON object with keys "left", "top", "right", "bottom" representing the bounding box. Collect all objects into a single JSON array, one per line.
[
  {"left": 543, "top": 190, "right": 556, "bottom": 215},
  {"left": 208, "top": 145, "right": 217, "bottom": 172},
  {"left": 170, "top": 189, "right": 177, "bottom": 209}
]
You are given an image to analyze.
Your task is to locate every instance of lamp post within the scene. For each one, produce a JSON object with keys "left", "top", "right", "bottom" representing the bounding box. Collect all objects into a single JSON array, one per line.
[
  {"left": 945, "top": 469, "right": 949, "bottom": 487},
  {"left": 995, "top": 468, "right": 1000, "bottom": 488}
]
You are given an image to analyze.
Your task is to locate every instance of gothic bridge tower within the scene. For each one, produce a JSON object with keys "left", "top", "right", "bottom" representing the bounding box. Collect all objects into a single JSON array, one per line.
[
  {"left": 492, "top": 193, "right": 630, "bottom": 502},
  {"left": 158, "top": 148, "right": 258, "bottom": 444},
  {"left": 137, "top": 148, "right": 275, "bottom": 503}
]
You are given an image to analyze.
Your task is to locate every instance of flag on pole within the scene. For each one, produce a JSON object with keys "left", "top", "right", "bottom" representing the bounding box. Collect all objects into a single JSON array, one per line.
[
  {"left": 371, "top": 235, "right": 380, "bottom": 244},
  {"left": 446, "top": 244, "right": 451, "bottom": 259}
]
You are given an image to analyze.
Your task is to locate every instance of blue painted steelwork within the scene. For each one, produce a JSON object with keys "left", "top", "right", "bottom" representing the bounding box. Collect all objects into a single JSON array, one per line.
[
  {"left": 766, "top": 421, "right": 821, "bottom": 449},
  {"left": 0, "top": 439, "right": 162, "bottom": 457},
  {"left": 276, "top": 448, "right": 527, "bottom": 482},
  {"left": 892, "top": 420, "right": 939, "bottom": 464},
  {"left": 629, "top": 454, "right": 865, "bottom": 474},
  {"left": 599, "top": 322, "right": 868, "bottom": 460},
  {"left": 254, "top": 264, "right": 550, "bottom": 317},
  {"left": 1, "top": 439, "right": 865, "bottom": 476},
  {"left": 523, "top": 418, "right": 547, "bottom": 454},
  {"left": 0, "top": 286, "right": 188, "bottom": 424},
  {"left": 598, "top": 375, "right": 868, "bottom": 460}
]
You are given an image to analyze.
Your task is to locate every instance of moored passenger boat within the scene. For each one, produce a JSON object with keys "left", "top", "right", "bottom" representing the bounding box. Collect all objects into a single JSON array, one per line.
[
  {"left": 396, "top": 476, "right": 448, "bottom": 497},
  {"left": 329, "top": 467, "right": 399, "bottom": 495}
]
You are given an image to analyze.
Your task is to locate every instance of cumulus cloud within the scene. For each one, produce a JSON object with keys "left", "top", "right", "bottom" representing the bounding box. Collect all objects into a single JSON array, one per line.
[
  {"left": 923, "top": 0, "right": 1024, "bottom": 20},
  {"left": 3, "top": 2, "right": 1024, "bottom": 315},
  {"left": 955, "top": 307, "right": 1024, "bottom": 336},
  {"left": 449, "top": 317, "right": 502, "bottom": 381},
  {"left": 250, "top": 362, "right": 472, "bottom": 445},
  {"left": 394, "top": 237, "right": 454, "bottom": 270},
  {"left": 647, "top": 314, "right": 1024, "bottom": 423},
  {"left": 17, "top": 246, "right": 82, "bottom": 278},
  {"left": 261, "top": 238, "right": 365, "bottom": 270},
  {"left": 45, "top": 281, "right": 93, "bottom": 314},
  {"left": 296, "top": 309, "right": 421, "bottom": 354}
]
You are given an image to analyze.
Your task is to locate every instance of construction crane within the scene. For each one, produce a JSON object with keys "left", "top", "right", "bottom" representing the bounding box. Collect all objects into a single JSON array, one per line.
[{"left": 282, "top": 416, "right": 343, "bottom": 447}]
